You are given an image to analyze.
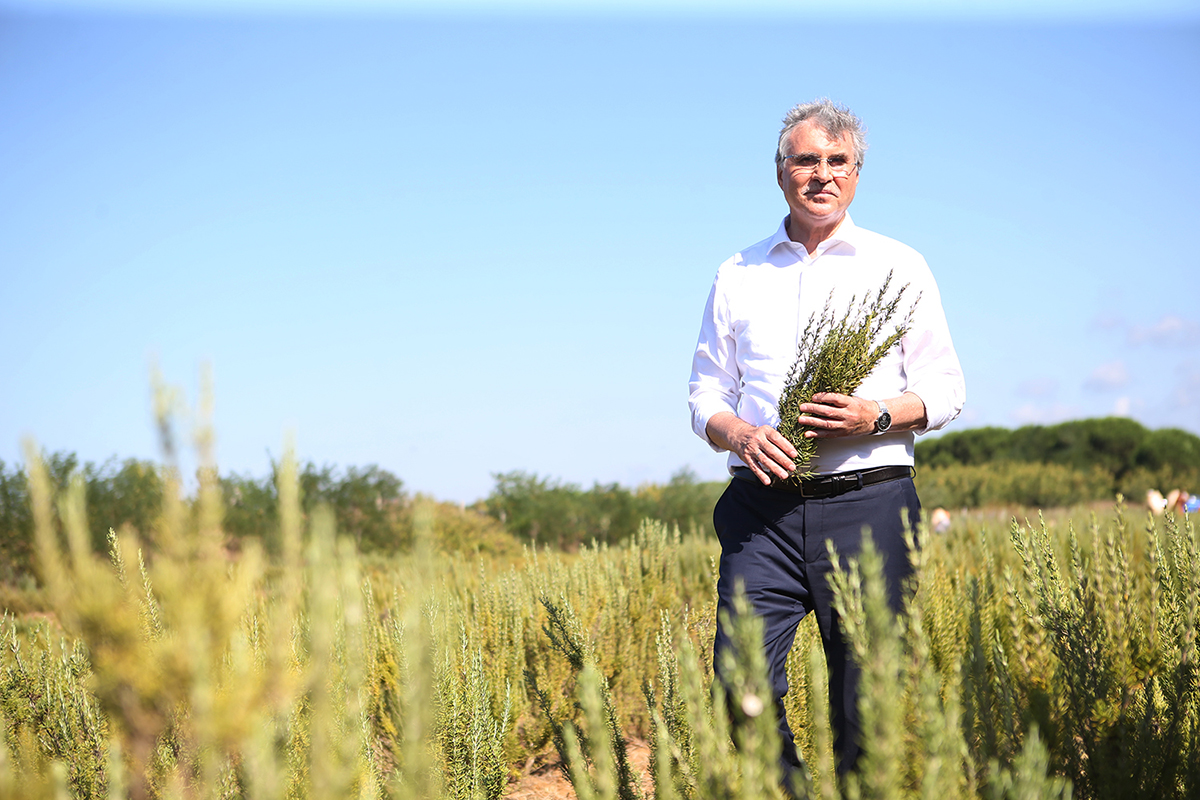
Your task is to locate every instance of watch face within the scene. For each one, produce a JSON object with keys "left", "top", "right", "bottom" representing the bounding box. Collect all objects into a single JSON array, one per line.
[{"left": 876, "top": 412, "right": 892, "bottom": 433}]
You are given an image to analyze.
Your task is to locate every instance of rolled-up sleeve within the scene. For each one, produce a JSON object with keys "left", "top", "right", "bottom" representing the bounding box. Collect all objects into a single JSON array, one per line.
[
  {"left": 902, "top": 275, "right": 966, "bottom": 435},
  {"left": 689, "top": 275, "right": 740, "bottom": 451}
]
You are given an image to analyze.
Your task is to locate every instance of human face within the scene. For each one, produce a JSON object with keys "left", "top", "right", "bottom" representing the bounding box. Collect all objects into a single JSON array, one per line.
[{"left": 776, "top": 121, "right": 860, "bottom": 240}]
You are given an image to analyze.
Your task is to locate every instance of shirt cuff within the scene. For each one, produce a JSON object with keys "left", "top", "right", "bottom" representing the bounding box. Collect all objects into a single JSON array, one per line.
[
  {"left": 909, "top": 382, "right": 965, "bottom": 435},
  {"left": 691, "top": 400, "right": 735, "bottom": 452}
]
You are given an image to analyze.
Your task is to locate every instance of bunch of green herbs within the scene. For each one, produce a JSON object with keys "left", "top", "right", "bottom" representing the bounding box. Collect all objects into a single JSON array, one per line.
[{"left": 776, "top": 271, "right": 915, "bottom": 484}]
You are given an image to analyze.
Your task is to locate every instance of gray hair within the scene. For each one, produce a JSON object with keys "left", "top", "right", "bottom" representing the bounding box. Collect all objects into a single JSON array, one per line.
[{"left": 775, "top": 99, "right": 868, "bottom": 168}]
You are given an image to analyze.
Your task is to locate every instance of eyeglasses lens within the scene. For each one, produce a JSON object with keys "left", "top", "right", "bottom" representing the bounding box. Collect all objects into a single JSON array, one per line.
[{"left": 788, "top": 156, "right": 855, "bottom": 177}]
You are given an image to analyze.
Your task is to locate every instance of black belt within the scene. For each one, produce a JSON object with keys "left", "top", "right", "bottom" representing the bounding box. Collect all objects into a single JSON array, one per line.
[{"left": 731, "top": 465, "right": 914, "bottom": 499}]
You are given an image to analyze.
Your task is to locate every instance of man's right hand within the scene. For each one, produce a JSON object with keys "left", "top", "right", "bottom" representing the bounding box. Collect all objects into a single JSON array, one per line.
[{"left": 705, "top": 412, "right": 798, "bottom": 485}]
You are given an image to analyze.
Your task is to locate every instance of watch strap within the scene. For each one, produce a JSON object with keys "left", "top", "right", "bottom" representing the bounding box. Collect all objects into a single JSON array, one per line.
[{"left": 873, "top": 399, "right": 892, "bottom": 434}]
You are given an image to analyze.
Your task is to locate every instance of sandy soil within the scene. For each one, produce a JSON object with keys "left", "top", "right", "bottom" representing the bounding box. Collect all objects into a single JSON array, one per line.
[{"left": 503, "top": 739, "right": 652, "bottom": 800}]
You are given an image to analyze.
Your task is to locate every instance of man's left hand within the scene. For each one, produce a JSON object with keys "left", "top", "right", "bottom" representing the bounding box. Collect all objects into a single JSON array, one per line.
[{"left": 795, "top": 392, "right": 879, "bottom": 438}]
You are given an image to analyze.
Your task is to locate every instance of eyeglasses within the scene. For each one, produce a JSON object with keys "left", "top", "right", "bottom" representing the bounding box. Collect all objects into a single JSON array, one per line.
[{"left": 781, "top": 154, "right": 860, "bottom": 178}]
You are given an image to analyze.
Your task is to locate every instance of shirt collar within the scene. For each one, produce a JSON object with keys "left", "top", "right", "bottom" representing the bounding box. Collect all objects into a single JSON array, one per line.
[{"left": 767, "top": 213, "right": 861, "bottom": 257}]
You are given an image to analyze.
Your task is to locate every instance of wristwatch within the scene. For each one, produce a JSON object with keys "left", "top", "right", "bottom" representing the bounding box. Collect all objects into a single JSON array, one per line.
[{"left": 873, "top": 400, "right": 892, "bottom": 434}]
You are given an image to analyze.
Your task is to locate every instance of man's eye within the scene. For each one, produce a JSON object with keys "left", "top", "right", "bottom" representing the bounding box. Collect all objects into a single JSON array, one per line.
[
  {"left": 828, "top": 156, "right": 849, "bottom": 168},
  {"left": 794, "top": 156, "right": 820, "bottom": 168}
]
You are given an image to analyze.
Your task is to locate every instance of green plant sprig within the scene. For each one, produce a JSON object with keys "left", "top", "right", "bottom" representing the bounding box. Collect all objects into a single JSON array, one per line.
[{"left": 776, "top": 271, "right": 917, "bottom": 484}]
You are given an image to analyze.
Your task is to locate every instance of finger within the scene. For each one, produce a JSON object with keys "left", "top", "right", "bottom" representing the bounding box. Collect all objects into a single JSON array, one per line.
[
  {"left": 747, "top": 444, "right": 793, "bottom": 480},
  {"left": 797, "top": 402, "right": 849, "bottom": 422},
  {"left": 746, "top": 456, "right": 778, "bottom": 484},
  {"left": 756, "top": 434, "right": 797, "bottom": 471},
  {"left": 810, "top": 392, "right": 851, "bottom": 406},
  {"left": 764, "top": 448, "right": 796, "bottom": 474},
  {"left": 750, "top": 452, "right": 789, "bottom": 480},
  {"left": 798, "top": 418, "right": 848, "bottom": 438},
  {"left": 796, "top": 412, "right": 840, "bottom": 429},
  {"left": 763, "top": 429, "right": 799, "bottom": 459}
]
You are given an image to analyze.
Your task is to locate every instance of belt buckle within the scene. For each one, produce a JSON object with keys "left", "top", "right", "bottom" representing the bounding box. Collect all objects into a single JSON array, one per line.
[
  {"left": 830, "top": 473, "right": 856, "bottom": 498},
  {"left": 803, "top": 472, "right": 862, "bottom": 499},
  {"left": 799, "top": 474, "right": 835, "bottom": 499}
]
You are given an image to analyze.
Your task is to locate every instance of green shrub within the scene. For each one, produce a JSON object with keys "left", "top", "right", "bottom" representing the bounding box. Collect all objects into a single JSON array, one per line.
[
  {"left": 483, "top": 467, "right": 727, "bottom": 549},
  {"left": 917, "top": 419, "right": 1200, "bottom": 503},
  {"left": 916, "top": 461, "right": 1114, "bottom": 509},
  {"left": 4, "top": 404, "right": 1200, "bottom": 798}
]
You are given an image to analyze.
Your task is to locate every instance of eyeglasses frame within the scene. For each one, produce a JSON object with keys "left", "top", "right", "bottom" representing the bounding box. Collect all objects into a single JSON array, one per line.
[{"left": 780, "top": 154, "right": 861, "bottom": 178}]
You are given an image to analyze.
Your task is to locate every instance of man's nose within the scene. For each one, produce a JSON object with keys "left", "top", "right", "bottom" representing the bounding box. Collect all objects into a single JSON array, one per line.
[{"left": 812, "top": 159, "right": 833, "bottom": 179}]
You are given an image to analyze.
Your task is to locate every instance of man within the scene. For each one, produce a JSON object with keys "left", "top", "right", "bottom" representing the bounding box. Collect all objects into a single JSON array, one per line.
[{"left": 688, "top": 99, "right": 965, "bottom": 782}]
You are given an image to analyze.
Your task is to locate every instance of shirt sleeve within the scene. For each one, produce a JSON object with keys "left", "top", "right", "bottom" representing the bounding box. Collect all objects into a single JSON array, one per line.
[
  {"left": 688, "top": 271, "right": 740, "bottom": 451},
  {"left": 902, "top": 265, "right": 966, "bottom": 435}
]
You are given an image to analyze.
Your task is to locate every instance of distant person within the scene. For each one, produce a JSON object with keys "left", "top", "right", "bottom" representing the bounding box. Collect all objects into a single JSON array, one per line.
[
  {"left": 1167, "top": 489, "right": 1192, "bottom": 515},
  {"left": 688, "top": 99, "right": 966, "bottom": 785}
]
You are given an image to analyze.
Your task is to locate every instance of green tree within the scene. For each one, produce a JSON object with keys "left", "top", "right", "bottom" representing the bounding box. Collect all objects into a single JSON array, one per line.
[
  {"left": 638, "top": 466, "right": 728, "bottom": 537},
  {"left": 225, "top": 462, "right": 407, "bottom": 553},
  {"left": 485, "top": 468, "right": 730, "bottom": 548},
  {"left": 485, "top": 471, "right": 584, "bottom": 549},
  {"left": 1133, "top": 427, "right": 1200, "bottom": 472},
  {"left": 0, "top": 459, "right": 33, "bottom": 580},
  {"left": 291, "top": 461, "right": 406, "bottom": 551},
  {"left": 220, "top": 471, "right": 278, "bottom": 544},
  {"left": 1, "top": 452, "right": 105, "bottom": 579},
  {"left": 1023, "top": 417, "right": 1148, "bottom": 480},
  {"left": 83, "top": 458, "right": 165, "bottom": 550},
  {"left": 322, "top": 464, "right": 406, "bottom": 551},
  {"left": 914, "top": 418, "right": 1200, "bottom": 506},
  {"left": 915, "top": 418, "right": 1199, "bottom": 490},
  {"left": 580, "top": 481, "right": 641, "bottom": 547}
]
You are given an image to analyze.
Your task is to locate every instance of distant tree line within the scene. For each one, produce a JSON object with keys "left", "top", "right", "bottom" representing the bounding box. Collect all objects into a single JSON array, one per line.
[
  {"left": 481, "top": 467, "right": 727, "bottom": 550},
  {"left": 0, "top": 453, "right": 167, "bottom": 585},
  {"left": 3, "top": 417, "right": 1196, "bottom": 583},
  {"left": 915, "top": 417, "right": 1200, "bottom": 508},
  {"left": 0, "top": 455, "right": 414, "bottom": 583},
  {"left": 222, "top": 462, "right": 405, "bottom": 552},
  {"left": 0, "top": 456, "right": 727, "bottom": 583}
]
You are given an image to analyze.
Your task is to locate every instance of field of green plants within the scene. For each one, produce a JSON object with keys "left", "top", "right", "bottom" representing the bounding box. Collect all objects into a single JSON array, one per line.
[{"left": 2, "top": 414, "right": 1199, "bottom": 799}]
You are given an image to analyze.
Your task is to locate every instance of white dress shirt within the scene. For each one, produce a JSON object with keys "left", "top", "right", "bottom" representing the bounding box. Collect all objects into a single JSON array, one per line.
[{"left": 689, "top": 215, "right": 966, "bottom": 476}]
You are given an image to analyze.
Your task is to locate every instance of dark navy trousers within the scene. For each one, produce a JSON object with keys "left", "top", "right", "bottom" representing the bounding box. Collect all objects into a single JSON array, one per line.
[{"left": 712, "top": 473, "right": 919, "bottom": 780}]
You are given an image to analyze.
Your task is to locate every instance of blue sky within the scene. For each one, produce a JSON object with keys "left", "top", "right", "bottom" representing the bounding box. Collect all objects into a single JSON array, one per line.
[{"left": 2, "top": 1, "right": 1198, "bottom": 503}]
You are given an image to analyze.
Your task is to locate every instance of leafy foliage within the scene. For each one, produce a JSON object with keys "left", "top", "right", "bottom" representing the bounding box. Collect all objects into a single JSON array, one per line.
[
  {"left": 917, "top": 418, "right": 1200, "bottom": 481},
  {"left": 0, "top": 460, "right": 33, "bottom": 584},
  {"left": 0, "top": 453, "right": 531, "bottom": 584},
  {"left": 1, "top": 442, "right": 719, "bottom": 798},
  {"left": 4, "top": 385, "right": 1200, "bottom": 797},
  {"left": 915, "top": 461, "right": 1115, "bottom": 509},
  {"left": 5, "top": 444, "right": 1200, "bottom": 797},
  {"left": 223, "top": 460, "right": 406, "bottom": 551},
  {"left": 916, "top": 419, "right": 1200, "bottom": 508},
  {"left": 1008, "top": 505, "right": 1200, "bottom": 798},
  {"left": 1, "top": 457, "right": 726, "bottom": 584},
  {"left": 483, "top": 467, "right": 727, "bottom": 550},
  {"left": 0, "top": 454, "right": 163, "bottom": 581}
]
